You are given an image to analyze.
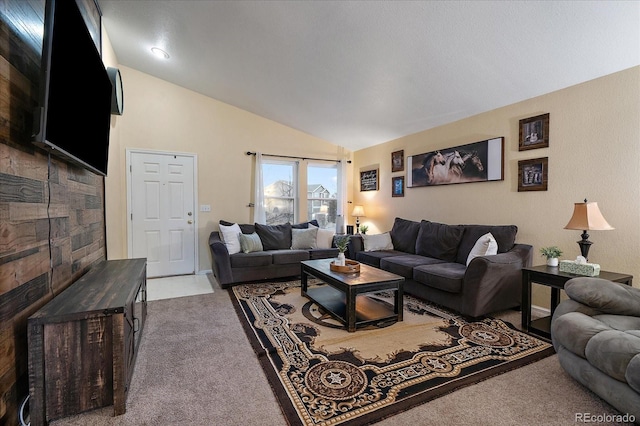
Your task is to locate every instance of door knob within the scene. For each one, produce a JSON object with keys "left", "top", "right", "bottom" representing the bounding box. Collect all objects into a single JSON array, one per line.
[
  {"left": 188, "top": 212, "right": 193, "bottom": 216},
  {"left": 188, "top": 220, "right": 193, "bottom": 224}
]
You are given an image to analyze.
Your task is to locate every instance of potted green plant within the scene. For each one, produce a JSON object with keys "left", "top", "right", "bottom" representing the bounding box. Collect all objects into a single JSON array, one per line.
[
  {"left": 540, "top": 246, "right": 563, "bottom": 267},
  {"left": 334, "top": 235, "right": 350, "bottom": 266},
  {"left": 359, "top": 225, "right": 369, "bottom": 235}
]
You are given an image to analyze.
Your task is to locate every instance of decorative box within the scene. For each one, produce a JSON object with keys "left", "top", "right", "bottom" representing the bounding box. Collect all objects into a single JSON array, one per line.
[{"left": 559, "top": 260, "right": 600, "bottom": 276}]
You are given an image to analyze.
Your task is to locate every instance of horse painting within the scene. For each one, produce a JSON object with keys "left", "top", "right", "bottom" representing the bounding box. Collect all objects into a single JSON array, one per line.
[
  {"left": 411, "top": 151, "right": 445, "bottom": 186},
  {"left": 407, "top": 137, "right": 502, "bottom": 188}
]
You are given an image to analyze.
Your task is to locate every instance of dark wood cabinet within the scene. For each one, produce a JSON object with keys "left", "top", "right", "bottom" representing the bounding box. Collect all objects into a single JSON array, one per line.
[{"left": 28, "top": 259, "right": 147, "bottom": 425}]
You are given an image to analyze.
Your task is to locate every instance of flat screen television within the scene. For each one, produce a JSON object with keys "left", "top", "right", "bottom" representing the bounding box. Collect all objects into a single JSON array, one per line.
[{"left": 32, "top": 0, "right": 112, "bottom": 176}]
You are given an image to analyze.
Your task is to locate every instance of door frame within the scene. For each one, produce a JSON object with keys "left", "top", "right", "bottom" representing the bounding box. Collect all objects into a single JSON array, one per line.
[{"left": 126, "top": 148, "right": 199, "bottom": 274}]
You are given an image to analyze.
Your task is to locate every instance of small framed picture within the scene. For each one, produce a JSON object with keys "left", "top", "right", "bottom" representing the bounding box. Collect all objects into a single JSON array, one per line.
[
  {"left": 518, "top": 157, "right": 548, "bottom": 192},
  {"left": 519, "top": 113, "right": 549, "bottom": 151},
  {"left": 360, "top": 169, "right": 378, "bottom": 191},
  {"left": 391, "top": 150, "right": 404, "bottom": 172},
  {"left": 392, "top": 176, "right": 404, "bottom": 197}
]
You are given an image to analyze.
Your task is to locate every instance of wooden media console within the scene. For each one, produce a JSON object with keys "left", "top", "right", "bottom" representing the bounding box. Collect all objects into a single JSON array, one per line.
[{"left": 28, "top": 258, "right": 147, "bottom": 425}]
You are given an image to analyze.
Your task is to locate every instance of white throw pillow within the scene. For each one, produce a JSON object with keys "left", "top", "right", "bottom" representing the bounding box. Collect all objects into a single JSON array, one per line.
[
  {"left": 311, "top": 224, "right": 335, "bottom": 249},
  {"left": 219, "top": 223, "right": 242, "bottom": 255},
  {"left": 291, "top": 227, "right": 318, "bottom": 249},
  {"left": 362, "top": 232, "right": 394, "bottom": 251},
  {"left": 466, "top": 232, "right": 498, "bottom": 266}
]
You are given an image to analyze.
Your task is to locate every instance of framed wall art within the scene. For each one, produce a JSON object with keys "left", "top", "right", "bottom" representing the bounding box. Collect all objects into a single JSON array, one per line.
[
  {"left": 518, "top": 157, "right": 548, "bottom": 192},
  {"left": 407, "top": 137, "right": 504, "bottom": 188},
  {"left": 392, "top": 176, "right": 404, "bottom": 197},
  {"left": 391, "top": 150, "right": 404, "bottom": 172},
  {"left": 519, "top": 113, "right": 549, "bottom": 151},
  {"left": 360, "top": 169, "right": 378, "bottom": 191}
]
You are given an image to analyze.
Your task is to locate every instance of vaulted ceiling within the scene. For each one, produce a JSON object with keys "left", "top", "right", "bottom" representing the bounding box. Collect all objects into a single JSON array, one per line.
[{"left": 99, "top": 1, "right": 640, "bottom": 151}]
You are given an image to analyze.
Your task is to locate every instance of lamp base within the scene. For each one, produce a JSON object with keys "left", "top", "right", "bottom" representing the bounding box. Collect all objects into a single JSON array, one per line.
[
  {"left": 355, "top": 217, "right": 360, "bottom": 234},
  {"left": 577, "top": 230, "right": 593, "bottom": 261}
]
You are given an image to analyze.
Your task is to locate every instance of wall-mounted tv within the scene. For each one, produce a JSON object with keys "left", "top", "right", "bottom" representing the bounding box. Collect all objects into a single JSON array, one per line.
[{"left": 32, "top": 0, "right": 112, "bottom": 176}]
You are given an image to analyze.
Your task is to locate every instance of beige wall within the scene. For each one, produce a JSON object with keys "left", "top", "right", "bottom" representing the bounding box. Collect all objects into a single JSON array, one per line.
[
  {"left": 352, "top": 67, "right": 640, "bottom": 306},
  {"left": 103, "top": 65, "right": 352, "bottom": 272}
]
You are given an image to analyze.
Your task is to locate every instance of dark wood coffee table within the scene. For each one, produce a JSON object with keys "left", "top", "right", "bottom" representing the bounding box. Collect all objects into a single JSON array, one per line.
[{"left": 301, "top": 259, "right": 404, "bottom": 332}]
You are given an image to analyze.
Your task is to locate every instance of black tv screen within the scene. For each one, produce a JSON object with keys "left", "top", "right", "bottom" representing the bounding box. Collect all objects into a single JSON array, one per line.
[{"left": 33, "top": 0, "right": 112, "bottom": 176}]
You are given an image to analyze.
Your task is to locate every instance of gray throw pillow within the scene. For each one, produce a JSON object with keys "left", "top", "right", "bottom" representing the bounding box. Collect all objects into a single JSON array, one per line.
[
  {"left": 291, "top": 227, "right": 318, "bottom": 249},
  {"left": 254, "top": 223, "right": 292, "bottom": 250},
  {"left": 220, "top": 220, "right": 255, "bottom": 235},
  {"left": 415, "top": 220, "right": 464, "bottom": 262},
  {"left": 239, "top": 232, "right": 263, "bottom": 253},
  {"left": 390, "top": 217, "right": 420, "bottom": 254}
]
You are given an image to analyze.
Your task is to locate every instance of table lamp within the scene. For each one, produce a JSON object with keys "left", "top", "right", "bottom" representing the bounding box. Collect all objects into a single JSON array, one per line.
[
  {"left": 351, "top": 205, "right": 366, "bottom": 234},
  {"left": 564, "top": 199, "right": 614, "bottom": 260}
]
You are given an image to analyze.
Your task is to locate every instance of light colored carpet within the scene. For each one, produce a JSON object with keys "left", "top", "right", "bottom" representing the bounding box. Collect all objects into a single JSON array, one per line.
[{"left": 51, "top": 279, "right": 631, "bottom": 426}]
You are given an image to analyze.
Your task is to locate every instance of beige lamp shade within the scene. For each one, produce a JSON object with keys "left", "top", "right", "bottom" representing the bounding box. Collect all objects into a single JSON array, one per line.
[
  {"left": 351, "top": 205, "right": 365, "bottom": 217},
  {"left": 564, "top": 201, "right": 614, "bottom": 231},
  {"left": 564, "top": 200, "right": 613, "bottom": 261}
]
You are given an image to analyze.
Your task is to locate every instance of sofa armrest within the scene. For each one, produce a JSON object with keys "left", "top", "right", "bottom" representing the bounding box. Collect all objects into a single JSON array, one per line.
[
  {"left": 208, "top": 232, "right": 234, "bottom": 286},
  {"left": 347, "top": 234, "right": 363, "bottom": 259},
  {"left": 461, "top": 243, "right": 533, "bottom": 317}
]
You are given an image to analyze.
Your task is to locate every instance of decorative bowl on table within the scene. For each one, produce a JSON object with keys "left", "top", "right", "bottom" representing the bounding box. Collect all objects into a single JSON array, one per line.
[{"left": 330, "top": 259, "right": 360, "bottom": 273}]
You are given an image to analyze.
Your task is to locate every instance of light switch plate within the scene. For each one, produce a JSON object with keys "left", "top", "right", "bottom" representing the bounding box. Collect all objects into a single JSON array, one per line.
[{"left": 200, "top": 204, "right": 211, "bottom": 212}]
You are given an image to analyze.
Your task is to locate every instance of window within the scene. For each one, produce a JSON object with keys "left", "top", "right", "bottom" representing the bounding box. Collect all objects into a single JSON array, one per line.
[
  {"left": 259, "top": 159, "right": 342, "bottom": 227},
  {"left": 262, "top": 160, "right": 297, "bottom": 225},
  {"left": 307, "top": 163, "right": 338, "bottom": 229}
]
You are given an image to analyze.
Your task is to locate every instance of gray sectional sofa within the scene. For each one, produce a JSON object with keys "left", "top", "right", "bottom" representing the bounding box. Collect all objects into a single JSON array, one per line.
[
  {"left": 551, "top": 277, "right": 640, "bottom": 420},
  {"left": 349, "top": 217, "right": 533, "bottom": 317},
  {"left": 209, "top": 220, "right": 338, "bottom": 288}
]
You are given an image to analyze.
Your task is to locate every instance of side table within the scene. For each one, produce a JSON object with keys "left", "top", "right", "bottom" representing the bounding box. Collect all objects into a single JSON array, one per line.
[{"left": 521, "top": 265, "right": 633, "bottom": 340}]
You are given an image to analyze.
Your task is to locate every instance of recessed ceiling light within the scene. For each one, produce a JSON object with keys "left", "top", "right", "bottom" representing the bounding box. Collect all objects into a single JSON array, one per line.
[{"left": 151, "top": 47, "right": 170, "bottom": 59}]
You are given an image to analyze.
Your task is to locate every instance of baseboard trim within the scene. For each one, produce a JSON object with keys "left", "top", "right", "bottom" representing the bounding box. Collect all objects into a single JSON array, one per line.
[{"left": 531, "top": 304, "right": 550, "bottom": 316}]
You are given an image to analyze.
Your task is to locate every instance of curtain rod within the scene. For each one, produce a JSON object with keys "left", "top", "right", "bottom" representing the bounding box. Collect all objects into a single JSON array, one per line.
[{"left": 246, "top": 151, "right": 351, "bottom": 164}]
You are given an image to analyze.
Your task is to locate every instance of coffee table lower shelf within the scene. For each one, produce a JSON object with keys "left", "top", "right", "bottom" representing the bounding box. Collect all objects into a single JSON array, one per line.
[{"left": 306, "top": 285, "right": 399, "bottom": 329}]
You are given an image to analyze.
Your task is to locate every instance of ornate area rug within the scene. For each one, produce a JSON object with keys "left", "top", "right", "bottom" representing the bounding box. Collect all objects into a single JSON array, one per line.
[{"left": 230, "top": 280, "right": 553, "bottom": 426}]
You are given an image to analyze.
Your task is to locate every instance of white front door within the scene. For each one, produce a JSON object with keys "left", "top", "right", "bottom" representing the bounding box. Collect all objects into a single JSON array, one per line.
[{"left": 129, "top": 151, "right": 196, "bottom": 277}]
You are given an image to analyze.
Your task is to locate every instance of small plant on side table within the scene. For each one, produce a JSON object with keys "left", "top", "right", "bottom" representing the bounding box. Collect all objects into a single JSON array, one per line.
[
  {"left": 540, "top": 246, "right": 563, "bottom": 267},
  {"left": 359, "top": 225, "right": 369, "bottom": 235}
]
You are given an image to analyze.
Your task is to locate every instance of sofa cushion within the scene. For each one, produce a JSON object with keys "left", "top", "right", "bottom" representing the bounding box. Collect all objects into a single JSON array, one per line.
[
  {"left": 456, "top": 225, "right": 517, "bottom": 264},
  {"left": 413, "top": 263, "right": 466, "bottom": 293},
  {"left": 380, "top": 255, "right": 445, "bottom": 279},
  {"left": 390, "top": 217, "right": 420, "bottom": 254},
  {"left": 272, "top": 249, "right": 309, "bottom": 265},
  {"left": 238, "top": 232, "right": 263, "bottom": 253},
  {"left": 466, "top": 232, "right": 498, "bottom": 266},
  {"left": 220, "top": 220, "right": 255, "bottom": 235},
  {"left": 415, "top": 221, "right": 464, "bottom": 262},
  {"left": 292, "top": 219, "right": 320, "bottom": 229},
  {"left": 291, "top": 227, "right": 318, "bottom": 249},
  {"left": 551, "top": 312, "right": 610, "bottom": 358},
  {"left": 362, "top": 232, "right": 394, "bottom": 251},
  {"left": 309, "top": 248, "right": 339, "bottom": 259},
  {"left": 230, "top": 251, "right": 272, "bottom": 268},
  {"left": 219, "top": 223, "right": 242, "bottom": 254},
  {"left": 585, "top": 329, "right": 640, "bottom": 383},
  {"left": 356, "top": 250, "right": 405, "bottom": 268},
  {"left": 255, "top": 223, "right": 292, "bottom": 250}
]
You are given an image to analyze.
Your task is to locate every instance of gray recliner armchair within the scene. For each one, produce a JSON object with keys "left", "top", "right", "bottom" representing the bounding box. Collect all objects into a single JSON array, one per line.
[{"left": 551, "top": 277, "right": 640, "bottom": 420}]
